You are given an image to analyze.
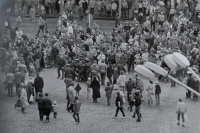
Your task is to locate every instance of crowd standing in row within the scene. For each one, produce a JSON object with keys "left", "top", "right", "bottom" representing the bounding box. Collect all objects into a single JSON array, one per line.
[{"left": 1, "top": 0, "right": 199, "bottom": 126}]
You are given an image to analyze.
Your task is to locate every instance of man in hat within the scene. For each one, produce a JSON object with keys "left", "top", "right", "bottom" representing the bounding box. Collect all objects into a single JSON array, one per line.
[{"left": 34, "top": 72, "right": 44, "bottom": 99}]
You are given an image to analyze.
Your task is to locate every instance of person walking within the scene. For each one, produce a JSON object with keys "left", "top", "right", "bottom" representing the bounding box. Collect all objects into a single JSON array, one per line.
[
  {"left": 64, "top": 74, "right": 73, "bottom": 110},
  {"left": 176, "top": 98, "right": 186, "bottom": 127},
  {"left": 20, "top": 85, "right": 29, "bottom": 114},
  {"left": 99, "top": 60, "right": 107, "bottom": 85},
  {"left": 34, "top": 72, "right": 44, "bottom": 99},
  {"left": 17, "top": 60, "right": 27, "bottom": 83},
  {"left": 134, "top": 90, "right": 142, "bottom": 122},
  {"left": 37, "top": 16, "right": 45, "bottom": 37},
  {"left": 113, "top": 92, "right": 125, "bottom": 119},
  {"left": 155, "top": 81, "right": 161, "bottom": 105},
  {"left": 5, "top": 70, "right": 15, "bottom": 96},
  {"left": 75, "top": 83, "right": 82, "bottom": 97},
  {"left": 68, "top": 82, "right": 75, "bottom": 112},
  {"left": 35, "top": 93, "right": 44, "bottom": 121},
  {"left": 43, "top": 93, "right": 52, "bottom": 123},
  {"left": 73, "top": 96, "right": 81, "bottom": 123},
  {"left": 105, "top": 82, "right": 113, "bottom": 106},
  {"left": 90, "top": 77, "right": 101, "bottom": 103}
]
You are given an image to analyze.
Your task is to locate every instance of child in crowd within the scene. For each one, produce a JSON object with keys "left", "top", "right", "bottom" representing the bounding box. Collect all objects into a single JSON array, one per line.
[
  {"left": 52, "top": 101, "right": 58, "bottom": 118},
  {"left": 75, "top": 83, "right": 81, "bottom": 97},
  {"left": 86, "top": 77, "right": 91, "bottom": 99}
]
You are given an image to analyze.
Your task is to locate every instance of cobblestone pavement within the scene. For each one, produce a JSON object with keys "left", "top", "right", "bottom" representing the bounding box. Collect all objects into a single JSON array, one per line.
[
  {"left": 1, "top": 16, "right": 200, "bottom": 133},
  {"left": 0, "top": 68, "right": 200, "bottom": 133}
]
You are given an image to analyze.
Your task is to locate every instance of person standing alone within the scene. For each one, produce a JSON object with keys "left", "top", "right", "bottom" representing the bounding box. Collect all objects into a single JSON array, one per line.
[
  {"left": 73, "top": 96, "right": 81, "bottom": 123},
  {"left": 34, "top": 72, "right": 44, "bottom": 98},
  {"left": 176, "top": 98, "right": 186, "bottom": 127},
  {"left": 155, "top": 81, "right": 161, "bottom": 106}
]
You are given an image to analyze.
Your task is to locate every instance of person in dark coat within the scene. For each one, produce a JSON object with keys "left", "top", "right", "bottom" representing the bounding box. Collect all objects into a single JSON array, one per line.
[
  {"left": 186, "top": 73, "right": 194, "bottom": 98},
  {"left": 90, "top": 77, "right": 101, "bottom": 103},
  {"left": 125, "top": 78, "right": 134, "bottom": 102},
  {"left": 193, "top": 77, "right": 199, "bottom": 101},
  {"left": 107, "top": 62, "right": 113, "bottom": 84},
  {"left": 40, "top": 52, "right": 45, "bottom": 70},
  {"left": 113, "top": 92, "right": 125, "bottom": 119},
  {"left": 43, "top": 93, "right": 52, "bottom": 123},
  {"left": 35, "top": 93, "right": 44, "bottom": 121},
  {"left": 34, "top": 72, "right": 44, "bottom": 99}
]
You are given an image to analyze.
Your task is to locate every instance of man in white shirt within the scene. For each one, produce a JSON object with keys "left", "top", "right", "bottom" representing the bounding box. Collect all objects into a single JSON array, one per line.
[
  {"left": 176, "top": 98, "right": 186, "bottom": 127},
  {"left": 112, "top": 2, "right": 117, "bottom": 18}
]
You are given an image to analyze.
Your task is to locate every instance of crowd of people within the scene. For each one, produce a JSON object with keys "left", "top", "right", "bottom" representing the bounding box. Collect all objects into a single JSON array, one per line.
[{"left": 1, "top": 0, "right": 199, "bottom": 125}]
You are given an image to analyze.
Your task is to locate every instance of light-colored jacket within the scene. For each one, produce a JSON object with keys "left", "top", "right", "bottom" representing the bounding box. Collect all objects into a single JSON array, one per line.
[{"left": 177, "top": 101, "right": 186, "bottom": 114}]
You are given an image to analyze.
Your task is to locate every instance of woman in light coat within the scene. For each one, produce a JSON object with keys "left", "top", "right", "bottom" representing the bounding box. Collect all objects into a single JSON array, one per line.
[
  {"left": 20, "top": 85, "right": 29, "bottom": 114},
  {"left": 146, "top": 80, "right": 155, "bottom": 106},
  {"left": 117, "top": 70, "right": 126, "bottom": 93}
]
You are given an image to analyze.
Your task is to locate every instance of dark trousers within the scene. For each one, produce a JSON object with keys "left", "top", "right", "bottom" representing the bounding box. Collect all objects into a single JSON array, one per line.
[
  {"left": 115, "top": 107, "right": 125, "bottom": 117},
  {"left": 100, "top": 72, "right": 106, "bottom": 85},
  {"left": 108, "top": 77, "right": 112, "bottom": 84},
  {"left": 73, "top": 112, "right": 80, "bottom": 123},
  {"left": 39, "top": 109, "right": 43, "bottom": 120},
  {"left": 68, "top": 104, "right": 74, "bottom": 112},
  {"left": 151, "top": 22, "right": 155, "bottom": 31},
  {"left": 177, "top": 113, "right": 185, "bottom": 122},
  {"left": 122, "top": 8, "right": 127, "bottom": 17},
  {"left": 37, "top": 25, "right": 44, "bottom": 37},
  {"left": 135, "top": 106, "right": 141, "bottom": 120},
  {"left": 159, "top": 21, "right": 164, "bottom": 27},
  {"left": 53, "top": 55, "right": 58, "bottom": 66},
  {"left": 8, "top": 83, "right": 13, "bottom": 95},
  {"left": 112, "top": 10, "right": 116, "bottom": 18},
  {"left": 127, "top": 93, "right": 131, "bottom": 102},
  {"left": 49, "top": 3, "right": 54, "bottom": 14},
  {"left": 186, "top": 91, "right": 191, "bottom": 98},
  {"left": 45, "top": 6, "right": 49, "bottom": 15},
  {"left": 16, "top": 84, "right": 20, "bottom": 95},
  {"left": 57, "top": 68, "right": 63, "bottom": 78}
]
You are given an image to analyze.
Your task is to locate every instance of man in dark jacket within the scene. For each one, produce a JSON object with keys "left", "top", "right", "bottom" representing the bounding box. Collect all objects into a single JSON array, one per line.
[
  {"left": 35, "top": 93, "right": 44, "bottom": 121},
  {"left": 42, "top": 93, "right": 52, "bottom": 123},
  {"left": 34, "top": 72, "right": 44, "bottom": 99},
  {"left": 84, "top": 58, "right": 92, "bottom": 81},
  {"left": 107, "top": 62, "right": 113, "bottom": 84},
  {"left": 125, "top": 78, "right": 134, "bottom": 102},
  {"left": 186, "top": 73, "right": 194, "bottom": 98},
  {"left": 57, "top": 56, "right": 65, "bottom": 79},
  {"left": 134, "top": 91, "right": 142, "bottom": 122},
  {"left": 155, "top": 81, "right": 161, "bottom": 105},
  {"left": 113, "top": 92, "right": 125, "bottom": 119},
  {"left": 51, "top": 46, "right": 59, "bottom": 67}
]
